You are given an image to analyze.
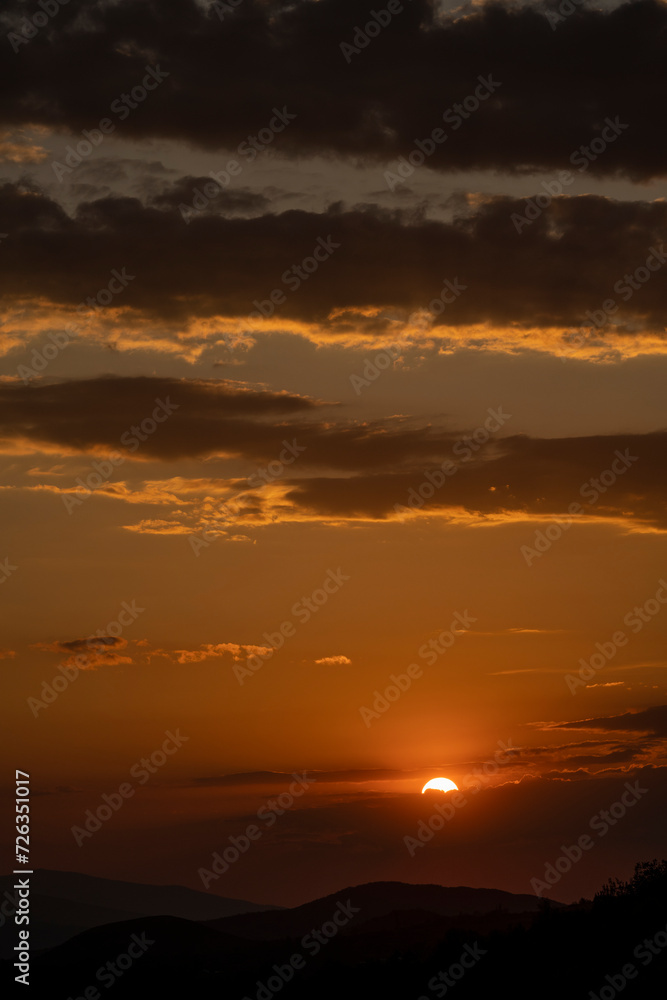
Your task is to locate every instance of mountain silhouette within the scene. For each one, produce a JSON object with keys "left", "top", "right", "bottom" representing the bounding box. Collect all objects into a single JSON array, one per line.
[
  {"left": 0, "top": 867, "right": 278, "bottom": 954},
  {"left": 6, "top": 863, "right": 665, "bottom": 999},
  {"left": 206, "top": 879, "right": 558, "bottom": 940}
]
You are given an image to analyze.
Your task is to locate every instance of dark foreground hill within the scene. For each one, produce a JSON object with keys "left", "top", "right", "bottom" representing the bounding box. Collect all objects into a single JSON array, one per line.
[
  {"left": 0, "top": 868, "right": 278, "bottom": 954},
  {"left": 206, "top": 880, "right": 556, "bottom": 941},
  {"left": 5, "top": 861, "right": 666, "bottom": 999}
]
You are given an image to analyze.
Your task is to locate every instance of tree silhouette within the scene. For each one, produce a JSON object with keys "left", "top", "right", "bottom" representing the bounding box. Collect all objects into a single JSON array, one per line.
[{"left": 596, "top": 858, "right": 667, "bottom": 900}]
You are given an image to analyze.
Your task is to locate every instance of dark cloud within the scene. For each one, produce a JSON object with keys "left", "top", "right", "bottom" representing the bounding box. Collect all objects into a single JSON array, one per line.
[
  {"left": 282, "top": 430, "right": 667, "bottom": 526},
  {"left": 53, "top": 636, "right": 124, "bottom": 654},
  {"left": 74, "top": 158, "right": 174, "bottom": 185},
  {"left": 192, "top": 768, "right": 437, "bottom": 787},
  {"left": 0, "top": 373, "right": 474, "bottom": 467},
  {"left": 33, "top": 635, "right": 131, "bottom": 669},
  {"left": 554, "top": 705, "right": 667, "bottom": 738},
  {"left": 4, "top": 182, "right": 667, "bottom": 337},
  {"left": 529, "top": 740, "right": 627, "bottom": 755},
  {"left": 2, "top": 1, "right": 667, "bottom": 177},
  {"left": 561, "top": 747, "right": 649, "bottom": 767},
  {"left": 515, "top": 738, "right": 664, "bottom": 771},
  {"left": 2, "top": 376, "right": 667, "bottom": 527},
  {"left": 0, "top": 376, "right": 325, "bottom": 461},
  {"left": 149, "top": 177, "right": 270, "bottom": 215}
]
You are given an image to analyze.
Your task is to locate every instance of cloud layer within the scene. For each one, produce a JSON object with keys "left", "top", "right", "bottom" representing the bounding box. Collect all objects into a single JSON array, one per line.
[
  {"left": 2, "top": 376, "right": 666, "bottom": 530},
  {"left": 3, "top": 1, "right": 667, "bottom": 177},
  {"left": 3, "top": 182, "right": 667, "bottom": 356}
]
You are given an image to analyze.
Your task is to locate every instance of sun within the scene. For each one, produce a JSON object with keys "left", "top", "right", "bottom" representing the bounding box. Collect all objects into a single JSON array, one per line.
[{"left": 421, "top": 777, "right": 458, "bottom": 794}]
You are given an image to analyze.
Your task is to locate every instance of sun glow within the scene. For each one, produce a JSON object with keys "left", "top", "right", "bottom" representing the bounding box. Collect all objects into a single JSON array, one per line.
[{"left": 421, "top": 777, "right": 459, "bottom": 794}]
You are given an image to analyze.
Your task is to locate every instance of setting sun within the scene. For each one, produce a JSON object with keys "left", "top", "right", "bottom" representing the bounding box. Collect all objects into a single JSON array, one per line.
[
  {"left": 421, "top": 777, "right": 459, "bottom": 794},
  {"left": 3, "top": 2, "right": 667, "bottom": 997}
]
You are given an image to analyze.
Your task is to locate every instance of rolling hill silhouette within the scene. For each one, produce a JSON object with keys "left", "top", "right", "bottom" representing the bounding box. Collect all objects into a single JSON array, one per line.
[
  {"left": 206, "top": 879, "right": 557, "bottom": 940},
  {"left": 0, "top": 868, "right": 278, "bottom": 954},
  {"left": 6, "top": 863, "right": 665, "bottom": 999},
  {"left": 20, "top": 878, "right": 562, "bottom": 999}
]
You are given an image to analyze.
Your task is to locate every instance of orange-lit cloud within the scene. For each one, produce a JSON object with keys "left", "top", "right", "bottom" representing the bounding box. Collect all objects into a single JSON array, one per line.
[
  {"left": 33, "top": 636, "right": 133, "bottom": 670},
  {"left": 150, "top": 643, "right": 272, "bottom": 664},
  {"left": 3, "top": 182, "right": 667, "bottom": 359}
]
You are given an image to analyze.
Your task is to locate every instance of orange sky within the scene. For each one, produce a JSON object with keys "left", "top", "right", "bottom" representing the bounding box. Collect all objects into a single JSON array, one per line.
[{"left": 2, "top": 0, "right": 667, "bottom": 907}]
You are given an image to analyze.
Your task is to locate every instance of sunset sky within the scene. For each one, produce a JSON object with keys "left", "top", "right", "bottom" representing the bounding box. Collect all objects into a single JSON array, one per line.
[{"left": 2, "top": 0, "right": 666, "bottom": 907}]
